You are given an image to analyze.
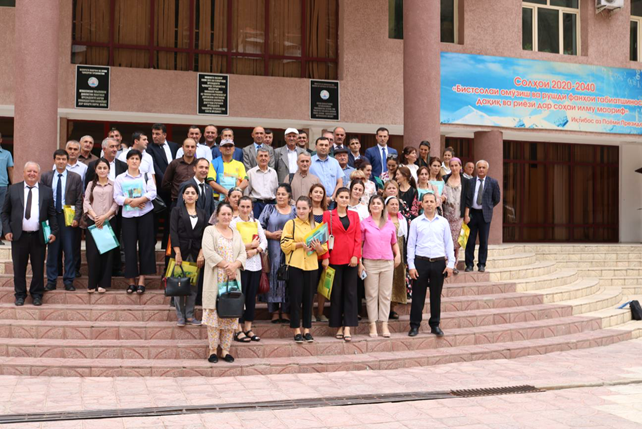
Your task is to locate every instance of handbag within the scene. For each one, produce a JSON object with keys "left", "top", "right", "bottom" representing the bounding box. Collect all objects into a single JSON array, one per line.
[
  {"left": 217, "top": 279, "right": 245, "bottom": 318},
  {"left": 277, "top": 219, "right": 295, "bottom": 281},
  {"left": 144, "top": 173, "right": 167, "bottom": 213},
  {"left": 163, "top": 265, "right": 191, "bottom": 297},
  {"left": 258, "top": 252, "right": 270, "bottom": 294},
  {"left": 631, "top": 300, "right": 642, "bottom": 320}
]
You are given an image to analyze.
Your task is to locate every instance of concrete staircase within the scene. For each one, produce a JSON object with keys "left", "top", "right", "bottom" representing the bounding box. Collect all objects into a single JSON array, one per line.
[{"left": 0, "top": 244, "right": 639, "bottom": 377}]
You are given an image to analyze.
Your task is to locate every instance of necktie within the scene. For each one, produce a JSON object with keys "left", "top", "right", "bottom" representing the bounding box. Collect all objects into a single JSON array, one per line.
[
  {"left": 55, "top": 174, "right": 63, "bottom": 212},
  {"left": 25, "top": 186, "right": 33, "bottom": 220},
  {"left": 382, "top": 147, "right": 388, "bottom": 173},
  {"left": 476, "top": 179, "right": 484, "bottom": 206},
  {"left": 199, "top": 183, "right": 206, "bottom": 196}
]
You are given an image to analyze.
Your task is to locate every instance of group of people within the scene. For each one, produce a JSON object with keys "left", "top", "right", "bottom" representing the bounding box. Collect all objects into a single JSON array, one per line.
[{"left": 1, "top": 123, "right": 500, "bottom": 363}]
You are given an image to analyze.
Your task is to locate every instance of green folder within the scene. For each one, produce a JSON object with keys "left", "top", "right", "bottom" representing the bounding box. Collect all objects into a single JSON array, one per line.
[
  {"left": 88, "top": 220, "right": 120, "bottom": 254},
  {"left": 41, "top": 221, "right": 51, "bottom": 244}
]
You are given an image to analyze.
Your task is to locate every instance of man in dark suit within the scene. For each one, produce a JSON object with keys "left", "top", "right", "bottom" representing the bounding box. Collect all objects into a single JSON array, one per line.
[
  {"left": 242, "top": 126, "right": 275, "bottom": 171},
  {"left": 86, "top": 137, "right": 128, "bottom": 276},
  {"left": 464, "top": 160, "right": 501, "bottom": 273},
  {"left": 274, "top": 128, "right": 305, "bottom": 183},
  {"left": 347, "top": 137, "right": 362, "bottom": 167},
  {"left": 1, "top": 162, "right": 58, "bottom": 306},
  {"left": 364, "top": 127, "right": 398, "bottom": 179},
  {"left": 212, "top": 127, "right": 243, "bottom": 161},
  {"left": 177, "top": 158, "right": 217, "bottom": 219},
  {"left": 41, "top": 150, "right": 84, "bottom": 291},
  {"left": 147, "top": 123, "right": 178, "bottom": 248}
]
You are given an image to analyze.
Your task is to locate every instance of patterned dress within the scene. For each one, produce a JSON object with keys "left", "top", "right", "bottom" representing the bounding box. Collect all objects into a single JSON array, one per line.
[
  {"left": 443, "top": 180, "right": 463, "bottom": 260},
  {"left": 390, "top": 217, "right": 407, "bottom": 305},
  {"left": 202, "top": 235, "right": 239, "bottom": 331}
]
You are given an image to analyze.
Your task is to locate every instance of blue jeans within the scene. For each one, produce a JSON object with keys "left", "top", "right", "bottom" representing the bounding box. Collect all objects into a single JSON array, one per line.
[
  {"left": 0, "top": 186, "right": 6, "bottom": 237},
  {"left": 46, "top": 212, "right": 76, "bottom": 286}
]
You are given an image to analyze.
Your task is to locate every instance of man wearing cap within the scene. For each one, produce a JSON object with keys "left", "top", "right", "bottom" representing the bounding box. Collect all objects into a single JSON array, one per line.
[
  {"left": 274, "top": 128, "right": 305, "bottom": 183},
  {"left": 242, "top": 127, "right": 275, "bottom": 171},
  {"left": 208, "top": 138, "right": 248, "bottom": 200},
  {"left": 212, "top": 128, "right": 243, "bottom": 162},
  {"left": 333, "top": 147, "right": 354, "bottom": 184}
]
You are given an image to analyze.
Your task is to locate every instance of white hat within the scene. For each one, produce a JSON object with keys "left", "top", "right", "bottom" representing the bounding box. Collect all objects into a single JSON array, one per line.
[
  {"left": 220, "top": 139, "right": 235, "bottom": 146},
  {"left": 284, "top": 128, "right": 299, "bottom": 136}
]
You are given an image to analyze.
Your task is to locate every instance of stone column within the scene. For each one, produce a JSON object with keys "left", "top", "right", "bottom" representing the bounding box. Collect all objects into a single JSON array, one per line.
[
  {"left": 13, "top": 0, "right": 61, "bottom": 172},
  {"left": 474, "top": 130, "right": 504, "bottom": 244},
  {"left": 403, "top": 0, "right": 441, "bottom": 157}
]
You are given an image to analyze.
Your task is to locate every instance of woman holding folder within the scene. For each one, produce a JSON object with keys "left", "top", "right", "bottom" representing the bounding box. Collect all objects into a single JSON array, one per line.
[
  {"left": 230, "top": 196, "right": 267, "bottom": 342},
  {"left": 169, "top": 184, "right": 206, "bottom": 326},
  {"left": 281, "top": 197, "right": 327, "bottom": 343},
  {"left": 83, "top": 158, "right": 119, "bottom": 293}
]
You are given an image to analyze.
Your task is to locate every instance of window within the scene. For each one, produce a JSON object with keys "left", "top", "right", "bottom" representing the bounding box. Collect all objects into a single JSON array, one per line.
[
  {"left": 522, "top": 0, "right": 579, "bottom": 55},
  {"left": 71, "top": 0, "right": 338, "bottom": 79},
  {"left": 389, "top": 0, "right": 459, "bottom": 43},
  {"left": 0, "top": 0, "right": 15, "bottom": 7},
  {"left": 631, "top": 0, "right": 642, "bottom": 61},
  {"left": 503, "top": 141, "right": 618, "bottom": 242}
]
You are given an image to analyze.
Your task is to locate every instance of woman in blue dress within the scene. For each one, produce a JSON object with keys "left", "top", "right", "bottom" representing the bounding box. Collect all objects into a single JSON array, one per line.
[{"left": 258, "top": 184, "right": 296, "bottom": 323}]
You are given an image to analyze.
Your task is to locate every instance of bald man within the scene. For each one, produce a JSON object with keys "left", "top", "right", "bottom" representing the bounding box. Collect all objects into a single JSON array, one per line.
[{"left": 242, "top": 126, "right": 275, "bottom": 170}]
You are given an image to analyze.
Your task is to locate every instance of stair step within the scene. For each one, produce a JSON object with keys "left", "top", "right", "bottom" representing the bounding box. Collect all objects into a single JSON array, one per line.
[
  {"left": 488, "top": 261, "right": 557, "bottom": 282},
  {"left": 523, "top": 278, "right": 600, "bottom": 304},
  {"left": 555, "top": 260, "right": 642, "bottom": 269},
  {"left": 0, "top": 328, "right": 632, "bottom": 377},
  {"left": 0, "top": 260, "right": 167, "bottom": 276},
  {"left": 514, "top": 269, "right": 579, "bottom": 292},
  {"left": 576, "top": 268, "right": 642, "bottom": 278}
]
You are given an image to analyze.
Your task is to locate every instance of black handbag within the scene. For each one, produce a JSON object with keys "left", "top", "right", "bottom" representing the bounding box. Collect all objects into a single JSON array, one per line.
[
  {"left": 163, "top": 266, "right": 191, "bottom": 297},
  {"left": 217, "top": 280, "right": 245, "bottom": 318},
  {"left": 631, "top": 300, "right": 642, "bottom": 321},
  {"left": 277, "top": 219, "right": 295, "bottom": 281},
  {"left": 144, "top": 173, "right": 167, "bottom": 213}
]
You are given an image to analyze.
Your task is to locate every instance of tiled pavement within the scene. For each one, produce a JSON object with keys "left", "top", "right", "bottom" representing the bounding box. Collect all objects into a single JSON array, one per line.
[{"left": 1, "top": 337, "right": 642, "bottom": 428}]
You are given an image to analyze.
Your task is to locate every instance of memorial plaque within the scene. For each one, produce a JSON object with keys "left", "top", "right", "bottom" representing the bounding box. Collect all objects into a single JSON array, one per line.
[
  {"left": 310, "top": 80, "right": 339, "bottom": 121},
  {"left": 198, "top": 74, "right": 229, "bottom": 115},
  {"left": 75, "top": 65, "right": 110, "bottom": 109}
]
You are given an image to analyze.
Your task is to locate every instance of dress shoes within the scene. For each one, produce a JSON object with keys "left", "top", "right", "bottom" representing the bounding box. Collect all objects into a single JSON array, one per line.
[
  {"left": 65, "top": 284, "right": 76, "bottom": 291},
  {"left": 15, "top": 297, "right": 25, "bottom": 306},
  {"left": 478, "top": 265, "right": 486, "bottom": 272},
  {"left": 464, "top": 266, "right": 473, "bottom": 272},
  {"left": 44, "top": 283, "right": 57, "bottom": 291},
  {"left": 32, "top": 297, "right": 42, "bottom": 306},
  {"left": 208, "top": 354, "right": 218, "bottom": 363},
  {"left": 431, "top": 327, "right": 444, "bottom": 337},
  {"left": 408, "top": 327, "right": 419, "bottom": 337},
  {"left": 75, "top": 271, "right": 82, "bottom": 278}
]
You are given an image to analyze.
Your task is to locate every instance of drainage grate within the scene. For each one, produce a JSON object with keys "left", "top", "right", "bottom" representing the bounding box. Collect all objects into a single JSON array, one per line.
[{"left": 451, "top": 385, "right": 543, "bottom": 398}]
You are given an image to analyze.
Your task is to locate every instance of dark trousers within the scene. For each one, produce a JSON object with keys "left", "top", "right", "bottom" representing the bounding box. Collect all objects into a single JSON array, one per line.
[
  {"left": 410, "top": 258, "right": 446, "bottom": 329},
  {"left": 85, "top": 220, "right": 114, "bottom": 290},
  {"left": 252, "top": 200, "right": 274, "bottom": 220},
  {"left": 465, "top": 208, "right": 491, "bottom": 267},
  {"left": 12, "top": 231, "right": 45, "bottom": 299},
  {"left": 288, "top": 267, "right": 318, "bottom": 329},
  {"left": 121, "top": 211, "right": 156, "bottom": 278},
  {"left": 240, "top": 269, "right": 261, "bottom": 323},
  {"left": 357, "top": 277, "right": 365, "bottom": 316},
  {"left": 329, "top": 264, "right": 358, "bottom": 328},
  {"left": 46, "top": 212, "right": 75, "bottom": 286}
]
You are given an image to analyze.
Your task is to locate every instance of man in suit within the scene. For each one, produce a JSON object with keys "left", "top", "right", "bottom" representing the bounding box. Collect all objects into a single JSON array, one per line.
[
  {"left": 177, "top": 158, "right": 217, "bottom": 219},
  {"left": 41, "top": 150, "right": 84, "bottom": 291},
  {"left": 147, "top": 123, "right": 178, "bottom": 248},
  {"left": 2, "top": 162, "right": 58, "bottom": 306},
  {"left": 348, "top": 137, "right": 362, "bottom": 167},
  {"left": 243, "top": 126, "right": 275, "bottom": 171},
  {"left": 211, "top": 127, "right": 243, "bottom": 161},
  {"left": 274, "top": 128, "right": 305, "bottom": 183},
  {"left": 364, "top": 127, "right": 398, "bottom": 179},
  {"left": 464, "top": 160, "right": 501, "bottom": 273},
  {"left": 333, "top": 127, "right": 346, "bottom": 151}
]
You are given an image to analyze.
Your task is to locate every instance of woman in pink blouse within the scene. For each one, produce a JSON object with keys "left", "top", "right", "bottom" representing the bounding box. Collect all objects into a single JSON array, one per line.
[
  {"left": 359, "top": 195, "right": 401, "bottom": 338},
  {"left": 83, "top": 158, "right": 119, "bottom": 293}
]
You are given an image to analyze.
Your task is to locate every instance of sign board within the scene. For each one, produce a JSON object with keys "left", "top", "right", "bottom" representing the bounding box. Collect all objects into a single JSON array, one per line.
[
  {"left": 441, "top": 52, "right": 642, "bottom": 135},
  {"left": 197, "top": 74, "right": 229, "bottom": 115},
  {"left": 310, "top": 80, "right": 340, "bottom": 121},
  {"left": 75, "top": 65, "right": 110, "bottom": 109}
]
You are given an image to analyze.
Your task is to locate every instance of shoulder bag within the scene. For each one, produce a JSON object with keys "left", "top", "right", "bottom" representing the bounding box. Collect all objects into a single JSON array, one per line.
[
  {"left": 276, "top": 219, "right": 296, "bottom": 281},
  {"left": 144, "top": 173, "right": 167, "bottom": 214}
]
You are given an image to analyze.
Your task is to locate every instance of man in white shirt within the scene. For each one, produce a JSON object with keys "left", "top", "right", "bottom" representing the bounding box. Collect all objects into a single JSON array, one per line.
[
  {"left": 60, "top": 140, "right": 88, "bottom": 184},
  {"left": 176, "top": 126, "right": 213, "bottom": 161},
  {"left": 247, "top": 147, "right": 278, "bottom": 219},
  {"left": 407, "top": 192, "right": 455, "bottom": 338},
  {"left": 119, "top": 132, "right": 156, "bottom": 176},
  {"left": 274, "top": 128, "right": 305, "bottom": 183}
]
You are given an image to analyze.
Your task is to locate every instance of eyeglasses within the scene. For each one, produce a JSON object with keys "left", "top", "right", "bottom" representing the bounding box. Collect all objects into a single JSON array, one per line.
[{"left": 386, "top": 154, "right": 398, "bottom": 161}]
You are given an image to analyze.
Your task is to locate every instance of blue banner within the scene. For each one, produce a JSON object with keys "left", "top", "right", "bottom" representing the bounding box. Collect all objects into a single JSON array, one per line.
[{"left": 441, "top": 52, "right": 642, "bottom": 134}]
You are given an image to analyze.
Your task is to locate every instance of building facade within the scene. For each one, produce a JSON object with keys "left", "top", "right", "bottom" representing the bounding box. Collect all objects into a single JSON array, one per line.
[{"left": 0, "top": 0, "right": 640, "bottom": 243}]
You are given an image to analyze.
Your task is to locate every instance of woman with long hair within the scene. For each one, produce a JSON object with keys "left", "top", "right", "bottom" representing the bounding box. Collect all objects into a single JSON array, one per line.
[
  {"left": 400, "top": 147, "right": 419, "bottom": 183},
  {"left": 83, "top": 158, "right": 118, "bottom": 293},
  {"left": 385, "top": 196, "right": 408, "bottom": 319},
  {"left": 441, "top": 147, "right": 455, "bottom": 177},
  {"left": 443, "top": 157, "right": 470, "bottom": 274},
  {"left": 429, "top": 157, "right": 446, "bottom": 207},
  {"left": 308, "top": 183, "right": 329, "bottom": 322},
  {"left": 359, "top": 195, "right": 400, "bottom": 338},
  {"left": 394, "top": 167, "right": 420, "bottom": 220},
  {"left": 321, "top": 187, "right": 362, "bottom": 342},
  {"left": 281, "top": 196, "right": 327, "bottom": 343},
  {"left": 379, "top": 155, "right": 399, "bottom": 183},
  {"left": 348, "top": 180, "right": 369, "bottom": 221},
  {"left": 201, "top": 203, "right": 246, "bottom": 363},
  {"left": 258, "top": 184, "right": 296, "bottom": 323},
  {"left": 231, "top": 196, "right": 267, "bottom": 341},
  {"left": 170, "top": 184, "right": 206, "bottom": 326},
  {"left": 354, "top": 159, "right": 378, "bottom": 203},
  {"left": 416, "top": 166, "right": 440, "bottom": 211}
]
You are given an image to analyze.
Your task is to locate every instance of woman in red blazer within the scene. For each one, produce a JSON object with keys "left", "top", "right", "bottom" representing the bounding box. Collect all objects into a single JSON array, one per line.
[{"left": 321, "top": 187, "right": 362, "bottom": 342}]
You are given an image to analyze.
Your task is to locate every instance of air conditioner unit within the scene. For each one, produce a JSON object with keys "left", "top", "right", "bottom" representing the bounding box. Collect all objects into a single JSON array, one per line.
[{"left": 596, "top": 0, "right": 624, "bottom": 11}]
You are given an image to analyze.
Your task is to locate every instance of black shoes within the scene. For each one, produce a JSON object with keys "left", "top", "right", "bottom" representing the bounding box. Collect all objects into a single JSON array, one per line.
[
  {"left": 389, "top": 311, "right": 399, "bottom": 320},
  {"left": 304, "top": 333, "right": 314, "bottom": 343},
  {"left": 478, "top": 265, "right": 486, "bottom": 272},
  {"left": 65, "top": 284, "right": 76, "bottom": 291},
  {"left": 45, "top": 283, "right": 57, "bottom": 291},
  {"left": 294, "top": 334, "right": 304, "bottom": 344},
  {"left": 464, "top": 266, "right": 473, "bottom": 272},
  {"left": 222, "top": 354, "right": 235, "bottom": 363},
  {"left": 32, "top": 297, "right": 42, "bottom": 306},
  {"left": 75, "top": 271, "right": 82, "bottom": 278},
  {"left": 431, "top": 327, "right": 444, "bottom": 337},
  {"left": 15, "top": 297, "right": 25, "bottom": 306},
  {"left": 208, "top": 354, "right": 218, "bottom": 363},
  {"left": 408, "top": 327, "right": 419, "bottom": 337}
]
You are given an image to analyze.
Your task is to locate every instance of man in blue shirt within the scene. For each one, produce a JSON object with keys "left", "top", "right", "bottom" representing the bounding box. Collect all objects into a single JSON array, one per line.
[
  {"left": 0, "top": 133, "right": 14, "bottom": 245},
  {"left": 309, "top": 137, "right": 343, "bottom": 202}
]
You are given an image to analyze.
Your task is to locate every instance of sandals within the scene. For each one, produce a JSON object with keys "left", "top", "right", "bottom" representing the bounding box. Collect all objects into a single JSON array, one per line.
[
  {"left": 97, "top": 287, "right": 106, "bottom": 294},
  {"left": 389, "top": 311, "right": 399, "bottom": 320},
  {"left": 126, "top": 285, "right": 137, "bottom": 294},
  {"left": 234, "top": 332, "right": 251, "bottom": 343},
  {"left": 335, "top": 329, "right": 344, "bottom": 340},
  {"left": 88, "top": 289, "right": 95, "bottom": 294},
  {"left": 245, "top": 330, "right": 261, "bottom": 342},
  {"left": 136, "top": 285, "right": 146, "bottom": 294}
]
